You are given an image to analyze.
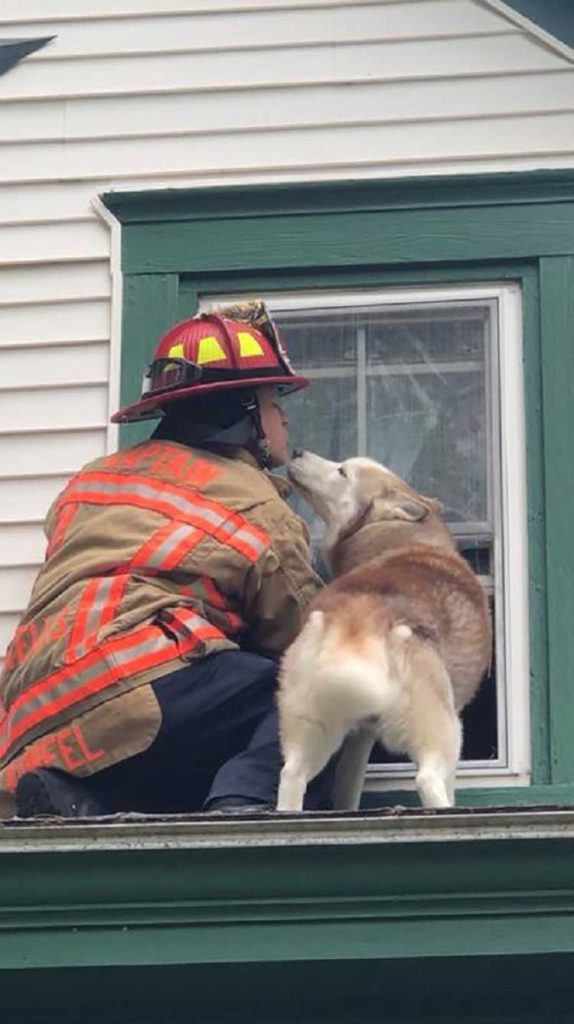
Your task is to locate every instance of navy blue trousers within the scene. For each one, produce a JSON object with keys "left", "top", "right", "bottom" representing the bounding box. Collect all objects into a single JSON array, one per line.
[{"left": 76, "top": 650, "right": 335, "bottom": 813}]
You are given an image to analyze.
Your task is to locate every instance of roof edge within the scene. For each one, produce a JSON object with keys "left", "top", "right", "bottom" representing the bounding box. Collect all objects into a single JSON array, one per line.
[{"left": 480, "top": 0, "right": 574, "bottom": 64}]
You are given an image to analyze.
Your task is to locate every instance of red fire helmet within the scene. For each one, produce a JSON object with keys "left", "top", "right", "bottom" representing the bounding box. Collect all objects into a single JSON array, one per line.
[{"left": 112, "top": 307, "right": 308, "bottom": 424}]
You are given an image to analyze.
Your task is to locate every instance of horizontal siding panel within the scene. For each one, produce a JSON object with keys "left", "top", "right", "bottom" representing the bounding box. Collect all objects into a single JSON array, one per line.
[
  {"left": 1, "top": 301, "right": 109, "bottom": 345},
  {"left": 3, "top": 70, "right": 573, "bottom": 144},
  {"left": 0, "top": 615, "right": 20, "bottom": 655},
  {"left": 55, "top": 69, "right": 574, "bottom": 137},
  {"left": 0, "top": 386, "right": 107, "bottom": 432},
  {"left": 0, "top": 432, "right": 105, "bottom": 478},
  {"left": 4, "top": 111, "right": 574, "bottom": 185},
  {"left": 0, "top": 183, "right": 101, "bottom": 224},
  {"left": 0, "top": 0, "right": 492, "bottom": 19},
  {"left": 0, "top": 477, "right": 70, "bottom": 524},
  {"left": 0, "top": 524, "right": 47, "bottom": 567},
  {"left": 0, "top": 567, "right": 40, "bottom": 613},
  {"left": 0, "top": 222, "right": 109, "bottom": 265},
  {"left": 0, "top": 99, "right": 65, "bottom": 143},
  {"left": 0, "top": 2, "right": 513, "bottom": 59},
  {"left": 1, "top": 35, "right": 565, "bottom": 102},
  {"left": 0, "top": 432, "right": 105, "bottom": 479},
  {"left": 0, "top": 263, "right": 110, "bottom": 304},
  {"left": 0, "top": 343, "right": 109, "bottom": 387}
]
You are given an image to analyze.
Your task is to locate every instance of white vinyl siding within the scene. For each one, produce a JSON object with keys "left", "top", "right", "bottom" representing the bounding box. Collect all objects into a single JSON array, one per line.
[
  {"left": 7, "top": 37, "right": 565, "bottom": 104},
  {"left": 1, "top": 0, "right": 574, "bottom": 666},
  {"left": 0, "top": 476, "right": 77, "bottom": 524}
]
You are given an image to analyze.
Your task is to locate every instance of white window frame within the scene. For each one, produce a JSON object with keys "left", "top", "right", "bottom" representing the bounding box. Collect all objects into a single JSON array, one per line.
[{"left": 203, "top": 284, "right": 530, "bottom": 789}]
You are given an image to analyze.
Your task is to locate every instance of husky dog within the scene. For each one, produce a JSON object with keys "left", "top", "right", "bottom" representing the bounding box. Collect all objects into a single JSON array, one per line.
[{"left": 277, "top": 452, "right": 491, "bottom": 811}]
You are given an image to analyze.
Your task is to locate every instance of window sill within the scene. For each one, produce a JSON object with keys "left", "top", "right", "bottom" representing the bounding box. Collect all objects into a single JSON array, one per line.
[{"left": 2, "top": 803, "right": 574, "bottom": 853}]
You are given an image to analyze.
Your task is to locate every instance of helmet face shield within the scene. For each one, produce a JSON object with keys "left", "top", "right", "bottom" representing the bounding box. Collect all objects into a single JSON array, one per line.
[
  {"left": 112, "top": 304, "right": 308, "bottom": 424},
  {"left": 142, "top": 357, "right": 202, "bottom": 397}
]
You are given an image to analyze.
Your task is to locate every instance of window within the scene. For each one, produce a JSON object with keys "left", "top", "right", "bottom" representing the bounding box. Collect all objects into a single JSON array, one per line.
[
  {"left": 207, "top": 284, "right": 529, "bottom": 792},
  {"left": 106, "top": 170, "right": 574, "bottom": 806}
]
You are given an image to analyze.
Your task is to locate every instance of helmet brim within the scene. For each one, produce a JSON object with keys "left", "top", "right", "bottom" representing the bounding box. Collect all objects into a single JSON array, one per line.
[{"left": 111, "top": 374, "right": 309, "bottom": 424}]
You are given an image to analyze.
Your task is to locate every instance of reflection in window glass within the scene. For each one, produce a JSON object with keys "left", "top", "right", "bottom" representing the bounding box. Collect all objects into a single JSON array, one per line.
[{"left": 280, "top": 305, "right": 491, "bottom": 528}]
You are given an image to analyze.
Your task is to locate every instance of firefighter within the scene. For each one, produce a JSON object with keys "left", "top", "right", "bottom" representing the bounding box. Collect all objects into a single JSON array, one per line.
[{"left": 0, "top": 302, "right": 330, "bottom": 818}]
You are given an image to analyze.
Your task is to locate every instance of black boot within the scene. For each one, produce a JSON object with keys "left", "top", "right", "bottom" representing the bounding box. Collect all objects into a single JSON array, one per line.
[{"left": 16, "top": 768, "right": 106, "bottom": 818}]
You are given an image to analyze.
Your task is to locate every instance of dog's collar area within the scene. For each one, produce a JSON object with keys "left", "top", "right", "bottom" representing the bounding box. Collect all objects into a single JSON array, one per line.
[
  {"left": 331, "top": 502, "right": 374, "bottom": 548},
  {"left": 1, "top": 805, "right": 573, "bottom": 852}
]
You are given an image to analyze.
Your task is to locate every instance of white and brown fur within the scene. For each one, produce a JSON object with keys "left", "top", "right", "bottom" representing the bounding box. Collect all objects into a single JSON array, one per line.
[{"left": 276, "top": 452, "right": 492, "bottom": 811}]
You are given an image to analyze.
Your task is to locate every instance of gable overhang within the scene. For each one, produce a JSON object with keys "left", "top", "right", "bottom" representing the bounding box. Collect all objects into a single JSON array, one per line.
[
  {"left": 0, "top": 36, "right": 54, "bottom": 77},
  {"left": 481, "top": 0, "right": 574, "bottom": 63}
]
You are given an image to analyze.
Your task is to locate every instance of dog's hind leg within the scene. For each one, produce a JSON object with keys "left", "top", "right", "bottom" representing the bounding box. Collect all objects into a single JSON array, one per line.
[
  {"left": 333, "top": 730, "right": 374, "bottom": 810},
  {"left": 412, "top": 703, "right": 462, "bottom": 809},
  {"left": 415, "top": 745, "right": 459, "bottom": 809},
  {"left": 277, "top": 717, "right": 345, "bottom": 812},
  {"left": 276, "top": 764, "right": 306, "bottom": 811},
  {"left": 445, "top": 766, "right": 456, "bottom": 807},
  {"left": 394, "top": 638, "right": 462, "bottom": 809}
]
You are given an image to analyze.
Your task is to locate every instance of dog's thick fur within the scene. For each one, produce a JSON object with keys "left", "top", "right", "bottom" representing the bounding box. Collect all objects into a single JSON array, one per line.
[{"left": 276, "top": 452, "right": 492, "bottom": 811}]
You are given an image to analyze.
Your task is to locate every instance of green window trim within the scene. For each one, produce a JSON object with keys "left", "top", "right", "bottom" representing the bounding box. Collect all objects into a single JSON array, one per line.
[{"left": 103, "top": 169, "right": 574, "bottom": 808}]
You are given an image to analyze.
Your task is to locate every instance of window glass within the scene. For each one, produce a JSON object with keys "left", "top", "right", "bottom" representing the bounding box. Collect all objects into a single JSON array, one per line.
[
  {"left": 280, "top": 304, "right": 491, "bottom": 531},
  {"left": 276, "top": 300, "right": 498, "bottom": 770}
]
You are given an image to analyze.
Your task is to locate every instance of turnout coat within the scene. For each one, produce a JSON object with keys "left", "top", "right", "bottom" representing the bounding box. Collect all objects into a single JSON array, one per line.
[{"left": 0, "top": 440, "right": 320, "bottom": 809}]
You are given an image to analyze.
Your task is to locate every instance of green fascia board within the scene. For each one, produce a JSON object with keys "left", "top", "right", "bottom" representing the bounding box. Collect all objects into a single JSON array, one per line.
[
  {"left": 1, "top": 814, "right": 574, "bottom": 974},
  {"left": 102, "top": 170, "right": 574, "bottom": 275},
  {"left": 102, "top": 169, "right": 574, "bottom": 224}
]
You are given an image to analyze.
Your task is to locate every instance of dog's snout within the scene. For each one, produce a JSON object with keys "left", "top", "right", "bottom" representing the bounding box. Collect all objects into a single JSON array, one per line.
[{"left": 291, "top": 448, "right": 305, "bottom": 459}]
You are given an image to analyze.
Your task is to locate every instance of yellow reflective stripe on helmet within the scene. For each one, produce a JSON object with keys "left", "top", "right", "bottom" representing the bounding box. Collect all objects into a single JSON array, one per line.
[
  {"left": 196, "top": 335, "right": 227, "bottom": 365},
  {"left": 237, "top": 331, "right": 264, "bottom": 357}
]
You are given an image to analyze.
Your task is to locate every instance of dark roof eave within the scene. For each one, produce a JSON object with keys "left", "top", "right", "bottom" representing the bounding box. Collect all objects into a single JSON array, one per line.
[{"left": 0, "top": 36, "right": 54, "bottom": 77}]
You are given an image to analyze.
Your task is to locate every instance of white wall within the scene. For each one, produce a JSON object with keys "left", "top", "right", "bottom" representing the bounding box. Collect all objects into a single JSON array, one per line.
[{"left": 1, "top": 0, "right": 574, "bottom": 664}]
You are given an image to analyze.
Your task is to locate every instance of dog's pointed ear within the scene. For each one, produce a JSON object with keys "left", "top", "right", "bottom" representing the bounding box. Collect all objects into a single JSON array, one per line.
[
  {"left": 422, "top": 495, "right": 443, "bottom": 515},
  {"left": 389, "top": 494, "right": 430, "bottom": 522}
]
